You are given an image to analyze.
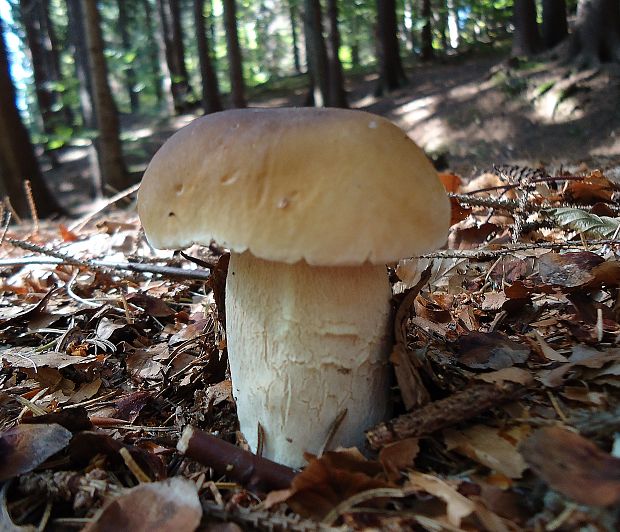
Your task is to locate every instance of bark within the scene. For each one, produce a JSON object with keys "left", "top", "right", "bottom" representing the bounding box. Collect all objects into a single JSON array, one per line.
[
  {"left": 570, "top": 0, "right": 620, "bottom": 65},
  {"left": 222, "top": 0, "right": 246, "bottom": 108},
  {"left": 66, "top": 0, "right": 94, "bottom": 129},
  {"left": 288, "top": 0, "right": 302, "bottom": 74},
  {"left": 512, "top": 0, "right": 542, "bottom": 56},
  {"left": 303, "top": 0, "right": 330, "bottom": 106},
  {"left": 194, "top": 0, "right": 223, "bottom": 114},
  {"left": 542, "top": 0, "right": 568, "bottom": 49},
  {"left": 376, "top": 0, "right": 407, "bottom": 93},
  {"left": 420, "top": 0, "right": 434, "bottom": 61},
  {"left": 18, "top": 0, "right": 66, "bottom": 137},
  {"left": 158, "top": 0, "right": 193, "bottom": 112},
  {"left": 142, "top": 0, "right": 164, "bottom": 106},
  {"left": 0, "top": 21, "right": 61, "bottom": 218},
  {"left": 81, "top": 0, "right": 128, "bottom": 194},
  {"left": 117, "top": 0, "right": 140, "bottom": 113},
  {"left": 325, "top": 0, "right": 347, "bottom": 107}
]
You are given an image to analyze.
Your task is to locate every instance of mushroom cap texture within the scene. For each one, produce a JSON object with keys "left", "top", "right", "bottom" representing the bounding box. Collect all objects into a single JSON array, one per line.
[{"left": 137, "top": 107, "right": 450, "bottom": 266}]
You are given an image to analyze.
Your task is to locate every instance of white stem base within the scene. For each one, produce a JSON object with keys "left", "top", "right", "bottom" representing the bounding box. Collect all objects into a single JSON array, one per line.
[{"left": 226, "top": 252, "right": 392, "bottom": 467}]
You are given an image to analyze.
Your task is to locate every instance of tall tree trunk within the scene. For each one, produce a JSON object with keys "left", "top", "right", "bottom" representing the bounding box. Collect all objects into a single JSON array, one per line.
[
  {"left": 303, "top": 0, "right": 330, "bottom": 106},
  {"left": 117, "top": 0, "right": 140, "bottom": 113},
  {"left": 447, "top": 0, "right": 459, "bottom": 49},
  {"left": 158, "top": 0, "right": 193, "bottom": 112},
  {"left": 420, "top": 0, "right": 434, "bottom": 61},
  {"left": 66, "top": 0, "right": 94, "bottom": 129},
  {"left": 82, "top": 0, "right": 128, "bottom": 194},
  {"left": 541, "top": 0, "right": 568, "bottom": 49},
  {"left": 570, "top": 0, "right": 620, "bottom": 65},
  {"left": 0, "top": 20, "right": 61, "bottom": 218},
  {"left": 376, "top": 0, "right": 407, "bottom": 94},
  {"left": 143, "top": 0, "right": 165, "bottom": 106},
  {"left": 512, "top": 0, "right": 542, "bottom": 56},
  {"left": 288, "top": 0, "right": 302, "bottom": 74},
  {"left": 325, "top": 0, "right": 347, "bottom": 107},
  {"left": 222, "top": 0, "right": 246, "bottom": 108},
  {"left": 194, "top": 0, "right": 223, "bottom": 113},
  {"left": 18, "top": 0, "right": 64, "bottom": 138}
]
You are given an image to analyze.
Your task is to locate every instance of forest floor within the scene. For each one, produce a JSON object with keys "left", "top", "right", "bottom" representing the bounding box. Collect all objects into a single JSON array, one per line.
[
  {"left": 43, "top": 49, "right": 620, "bottom": 214},
  {"left": 2, "top": 50, "right": 620, "bottom": 531}
]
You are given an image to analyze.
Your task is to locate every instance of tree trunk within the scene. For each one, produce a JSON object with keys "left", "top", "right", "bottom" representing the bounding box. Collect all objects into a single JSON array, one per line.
[
  {"left": 194, "top": 0, "right": 223, "bottom": 113},
  {"left": 222, "top": 0, "right": 246, "bottom": 108},
  {"left": 158, "top": 0, "right": 193, "bottom": 112},
  {"left": 18, "top": 0, "right": 65, "bottom": 138},
  {"left": 303, "top": 0, "right": 330, "bottom": 106},
  {"left": 376, "top": 0, "right": 407, "bottom": 94},
  {"left": 420, "top": 0, "right": 434, "bottom": 61},
  {"left": 570, "top": 0, "right": 620, "bottom": 65},
  {"left": 512, "top": 0, "right": 542, "bottom": 56},
  {"left": 142, "top": 0, "right": 165, "bottom": 107},
  {"left": 117, "top": 0, "right": 140, "bottom": 113},
  {"left": 66, "top": 0, "right": 94, "bottom": 129},
  {"left": 541, "top": 0, "right": 568, "bottom": 49},
  {"left": 0, "top": 20, "right": 61, "bottom": 218},
  {"left": 447, "top": 0, "right": 459, "bottom": 49},
  {"left": 325, "top": 0, "right": 347, "bottom": 107},
  {"left": 288, "top": 0, "right": 302, "bottom": 74},
  {"left": 82, "top": 0, "right": 128, "bottom": 194}
]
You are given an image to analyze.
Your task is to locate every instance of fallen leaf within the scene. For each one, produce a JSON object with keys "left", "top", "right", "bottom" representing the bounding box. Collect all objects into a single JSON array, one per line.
[
  {"left": 379, "top": 438, "right": 420, "bottom": 482},
  {"left": 457, "top": 332, "right": 530, "bottom": 370},
  {"left": 538, "top": 251, "right": 603, "bottom": 288},
  {"left": 406, "top": 472, "right": 475, "bottom": 527},
  {"left": 520, "top": 426, "right": 620, "bottom": 506},
  {"left": 475, "top": 367, "right": 533, "bottom": 386},
  {"left": 444, "top": 425, "right": 528, "bottom": 479},
  {"left": 0, "top": 424, "right": 72, "bottom": 481},
  {"left": 83, "top": 477, "right": 201, "bottom": 532}
]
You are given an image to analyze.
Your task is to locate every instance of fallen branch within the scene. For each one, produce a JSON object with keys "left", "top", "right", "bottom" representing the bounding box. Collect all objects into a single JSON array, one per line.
[
  {"left": 177, "top": 426, "right": 297, "bottom": 492},
  {"left": 365, "top": 382, "right": 527, "bottom": 449}
]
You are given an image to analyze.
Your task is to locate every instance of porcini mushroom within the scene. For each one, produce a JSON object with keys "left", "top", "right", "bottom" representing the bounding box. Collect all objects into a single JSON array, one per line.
[{"left": 138, "top": 108, "right": 449, "bottom": 467}]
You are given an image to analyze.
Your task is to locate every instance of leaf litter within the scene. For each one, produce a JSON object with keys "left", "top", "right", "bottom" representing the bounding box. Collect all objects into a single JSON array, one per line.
[{"left": 1, "top": 167, "right": 620, "bottom": 530}]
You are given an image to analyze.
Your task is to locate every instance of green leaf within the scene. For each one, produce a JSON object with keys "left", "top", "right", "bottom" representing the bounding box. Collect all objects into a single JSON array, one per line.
[{"left": 544, "top": 208, "right": 620, "bottom": 239}]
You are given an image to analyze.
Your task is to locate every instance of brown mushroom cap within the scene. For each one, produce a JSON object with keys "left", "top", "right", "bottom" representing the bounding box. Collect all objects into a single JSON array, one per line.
[{"left": 137, "top": 107, "right": 449, "bottom": 266}]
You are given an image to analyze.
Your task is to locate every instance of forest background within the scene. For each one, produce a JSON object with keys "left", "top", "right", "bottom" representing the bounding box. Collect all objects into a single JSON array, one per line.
[{"left": 1, "top": 0, "right": 619, "bottom": 219}]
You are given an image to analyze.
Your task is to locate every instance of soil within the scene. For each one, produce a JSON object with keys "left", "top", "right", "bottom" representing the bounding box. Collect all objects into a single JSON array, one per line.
[{"left": 44, "top": 51, "right": 620, "bottom": 214}]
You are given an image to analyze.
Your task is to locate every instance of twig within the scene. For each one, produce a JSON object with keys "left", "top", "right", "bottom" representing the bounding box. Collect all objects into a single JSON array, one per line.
[
  {"left": 177, "top": 425, "right": 297, "bottom": 492},
  {"left": 65, "top": 270, "right": 100, "bottom": 308},
  {"left": 68, "top": 182, "right": 141, "bottom": 232},
  {"left": 464, "top": 175, "right": 586, "bottom": 195},
  {"left": 23, "top": 180, "right": 39, "bottom": 235},
  {"left": 0, "top": 246, "right": 211, "bottom": 281},
  {"left": 0, "top": 208, "right": 11, "bottom": 246},
  {"left": 419, "top": 239, "right": 619, "bottom": 260},
  {"left": 365, "top": 382, "right": 527, "bottom": 449}
]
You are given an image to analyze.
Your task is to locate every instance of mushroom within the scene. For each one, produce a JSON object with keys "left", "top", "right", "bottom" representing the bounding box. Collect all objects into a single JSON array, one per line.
[{"left": 137, "top": 108, "right": 449, "bottom": 467}]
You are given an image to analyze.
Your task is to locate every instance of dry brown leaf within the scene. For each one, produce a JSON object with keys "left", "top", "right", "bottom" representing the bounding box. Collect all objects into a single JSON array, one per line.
[
  {"left": 0, "top": 423, "right": 72, "bottom": 481},
  {"left": 83, "top": 477, "right": 201, "bottom": 532},
  {"left": 378, "top": 438, "right": 420, "bottom": 482},
  {"left": 456, "top": 332, "right": 530, "bottom": 370},
  {"left": 439, "top": 172, "right": 462, "bottom": 193},
  {"left": 406, "top": 472, "right": 475, "bottom": 527},
  {"left": 538, "top": 251, "right": 604, "bottom": 288},
  {"left": 520, "top": 426, "right": 620, "bottom": 506},
  {"left": 444, "top": 425, "right": 528, "bottom": 479},
  {"left": 475, "top": 367, "right": 533, "bottom": 386},
  {"left": 278, "top": 448, "right": 389, "bottom": 520}
]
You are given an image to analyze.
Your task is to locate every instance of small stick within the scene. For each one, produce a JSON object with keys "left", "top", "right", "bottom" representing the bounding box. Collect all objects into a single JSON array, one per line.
[
  {"left": 0, "top": 209, "right": 11, "bottom": 246},
  {"left": 177, "top": 425, "right": 297, "bottom": 492},
  {"left": 366, "top": 382, "right": 526, "bottom": 449},
  {"left": 68, "top": 183, "right": 141, "bottom": 232},
  {"left": 23, "top": 180, "right": 39, "bottom": 235}
]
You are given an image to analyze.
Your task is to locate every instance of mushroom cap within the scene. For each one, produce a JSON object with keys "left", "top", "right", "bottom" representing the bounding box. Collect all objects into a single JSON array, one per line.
[{"left": 137, "top": 107, "right": 450, "bottom": 266}]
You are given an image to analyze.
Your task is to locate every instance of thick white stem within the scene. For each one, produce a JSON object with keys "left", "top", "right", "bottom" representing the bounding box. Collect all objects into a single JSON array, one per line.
[{"left": 226, "top": 252, "right": 392, "bottom": 467}]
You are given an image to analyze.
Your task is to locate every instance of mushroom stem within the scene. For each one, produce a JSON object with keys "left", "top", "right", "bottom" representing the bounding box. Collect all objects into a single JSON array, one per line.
[{"left": 226, "top": 252, "right": 392, "bottom": 467}]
